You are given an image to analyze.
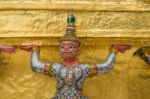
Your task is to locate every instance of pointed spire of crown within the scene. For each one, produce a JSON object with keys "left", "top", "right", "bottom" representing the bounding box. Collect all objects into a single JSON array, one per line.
[
  {"left": 67, "top": 13, "right": 75, "bottom": 26},
  {"left": 60, "top": 11, "right": 80, "bottom": 46}
]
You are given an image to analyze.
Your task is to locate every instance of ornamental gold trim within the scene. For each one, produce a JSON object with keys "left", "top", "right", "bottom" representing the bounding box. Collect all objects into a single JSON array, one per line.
[
  {"left": 89, "top": 65, "right": 98, "bottom": 77},
  {"left": 44, "top": 63, "right": 53, "bottom": 76}
]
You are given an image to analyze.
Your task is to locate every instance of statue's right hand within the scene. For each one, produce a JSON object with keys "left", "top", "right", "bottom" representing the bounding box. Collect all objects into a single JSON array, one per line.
[{"left": 19, "top": 45, "right": 39, "bottom": 52}]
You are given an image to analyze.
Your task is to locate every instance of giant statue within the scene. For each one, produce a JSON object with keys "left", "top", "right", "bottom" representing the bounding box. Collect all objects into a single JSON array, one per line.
[
  {"left": 0, "top": 14, "right": 131, "bottom": 99},
  {"left": 134, "top": 48, "right": 150, "bottom": 65}
]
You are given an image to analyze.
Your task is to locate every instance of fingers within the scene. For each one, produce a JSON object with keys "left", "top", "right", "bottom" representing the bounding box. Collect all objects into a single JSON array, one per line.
[
  {"left": 0, "top": 45, "right": 39, "bottom": 53},
  {"left": 19, "top": 46, "right": 33, "bottom": 52},
  {"left": 111, "top": 45, "right": 131, "bottom": 53},
  {"left": 123, "top": 45, "right": 131, "bottom": 50},
  {"left": 0, "top": 46, "right": 17, "bottom": 54},
  {"left": 19, "top": 45, "right": 39, "bottom": 52}
]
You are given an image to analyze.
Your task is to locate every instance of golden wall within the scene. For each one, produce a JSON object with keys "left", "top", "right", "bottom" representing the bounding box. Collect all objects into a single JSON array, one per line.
[{"left": 0, "top": 0, "right": 150, "bottom": 99}]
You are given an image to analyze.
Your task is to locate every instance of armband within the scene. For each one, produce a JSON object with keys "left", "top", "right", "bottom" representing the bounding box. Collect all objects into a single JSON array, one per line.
[{"left": 89, "top": 65, "right": 98, "bottom": 77}]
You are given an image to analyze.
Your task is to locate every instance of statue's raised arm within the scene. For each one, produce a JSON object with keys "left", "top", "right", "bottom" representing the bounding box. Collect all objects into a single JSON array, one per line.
[
  {"left": 87, "top": 45, "right": 131, "bottom": 77},
  {"left": 20, "top": 46, "right": 61, "bottom": 77},
  {"left": 31, "top": 46, "right": 50, "bottom": 74}
]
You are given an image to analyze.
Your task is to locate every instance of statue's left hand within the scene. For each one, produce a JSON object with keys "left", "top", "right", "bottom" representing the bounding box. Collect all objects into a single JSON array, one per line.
[
  {"left": 111, "top": 45, "right": 131, "bottom": 53},
  {"left": 0, "top": 46, "right": 17, "bottom": 54}
]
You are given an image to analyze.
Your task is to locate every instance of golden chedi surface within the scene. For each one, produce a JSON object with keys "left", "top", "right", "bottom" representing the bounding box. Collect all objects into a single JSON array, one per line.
[{"left": 0, "top": 0, "right": 150, "bottom": 99}]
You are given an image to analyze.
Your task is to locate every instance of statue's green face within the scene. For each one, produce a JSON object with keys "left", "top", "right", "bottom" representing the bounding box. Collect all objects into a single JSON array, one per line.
[{"left": 60, "top": 41, "right": 79, "bottom": 60}]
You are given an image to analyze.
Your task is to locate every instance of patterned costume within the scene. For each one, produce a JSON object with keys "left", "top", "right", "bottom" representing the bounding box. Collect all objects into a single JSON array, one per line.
[
  {"left": 31, "top": 50, "right": 117, "bottom": 99},
  {"left": 134, "top": 48, "right": 150, "bottom": 65},
  {"left": 30, "top": 13, "right": 120, "bottom": 99}
]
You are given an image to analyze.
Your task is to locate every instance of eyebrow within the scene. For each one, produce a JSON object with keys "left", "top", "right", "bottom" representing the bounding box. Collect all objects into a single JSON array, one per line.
[{"left": 61, "top": 43, "right": 76, "bottom": 45}]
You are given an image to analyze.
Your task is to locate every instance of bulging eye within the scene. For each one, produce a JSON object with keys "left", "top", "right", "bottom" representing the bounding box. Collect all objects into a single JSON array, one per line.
[
  {"left": 61, "top": 46, "right": 64, "bottom": 49},
  {"left": 70, "top": 46, "right": 73, "bottom": 49}
]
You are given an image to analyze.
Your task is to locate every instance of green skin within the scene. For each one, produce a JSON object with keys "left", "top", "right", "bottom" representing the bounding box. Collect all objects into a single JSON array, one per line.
[{"left": 135, "top": 48, "right": 150, "bottom": 65}]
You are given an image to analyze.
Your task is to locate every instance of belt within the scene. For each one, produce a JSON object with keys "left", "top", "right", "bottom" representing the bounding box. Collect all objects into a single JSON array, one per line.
[{"left": 51, "top": 96, "right": 88, "bottom": 99}]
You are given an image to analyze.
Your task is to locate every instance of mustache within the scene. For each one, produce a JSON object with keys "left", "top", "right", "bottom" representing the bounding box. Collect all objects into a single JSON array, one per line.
[
  {"left": 60, "top": 49, "right": 78, "bottom": 52},
  {"left": 60, "top": 51, "right": 76, "bottom": 55}
]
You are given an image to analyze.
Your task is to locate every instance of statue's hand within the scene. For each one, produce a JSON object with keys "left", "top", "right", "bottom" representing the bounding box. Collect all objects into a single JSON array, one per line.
[
  {"left": 111, "top": 45, "right": 131, "bottom": 53},
  {"left": 0, "top": 46, "right": 17, "bottom": 54},
  {"left": 19, "top": 45, "right": 39, "bottom": 52}
]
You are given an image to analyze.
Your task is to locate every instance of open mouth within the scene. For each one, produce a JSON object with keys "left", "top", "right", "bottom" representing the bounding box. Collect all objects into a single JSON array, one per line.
[
  {"left": 64, "top": 51, "right": 75, "bottom": 55},
  {"left": 60, "top": 51, "right": 76, "bottom": 56}
]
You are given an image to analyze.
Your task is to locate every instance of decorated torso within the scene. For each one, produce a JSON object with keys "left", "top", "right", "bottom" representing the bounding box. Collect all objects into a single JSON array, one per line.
[
  {"left": 31, "top": 50, "right": 117, "bottom": 99},
  {"left": 52, "top": 63, "right": 89, "bottom": 99}
]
